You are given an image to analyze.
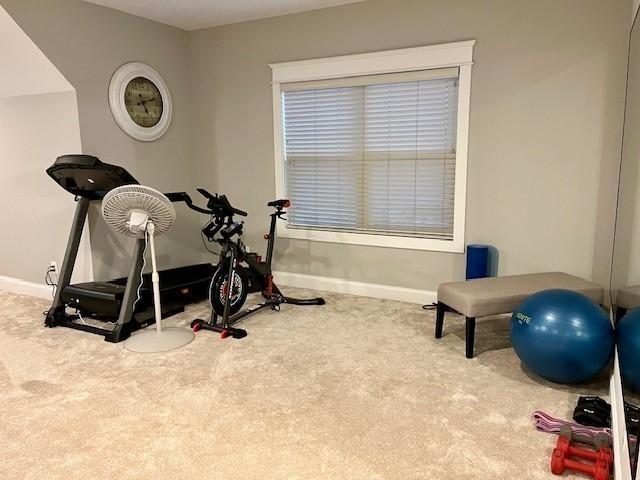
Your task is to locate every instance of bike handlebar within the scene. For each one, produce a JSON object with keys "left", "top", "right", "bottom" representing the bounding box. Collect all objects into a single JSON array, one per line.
[
  {"left": 197, "top": 188, "right": 248, "bottom": 217},
  {"left": 169, "top": 189, "right": 290, "bottom": 246},
  {"left": 165, "top": 191, "right": 215, "bottom": 215},
  {"left": 168, "top": 189, "right": 285, "bottom": 223}
]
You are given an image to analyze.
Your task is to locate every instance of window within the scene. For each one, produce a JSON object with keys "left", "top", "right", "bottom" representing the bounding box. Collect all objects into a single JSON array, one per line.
[{"left": 271, "top": 41, "right": 474, "bottom": 252}]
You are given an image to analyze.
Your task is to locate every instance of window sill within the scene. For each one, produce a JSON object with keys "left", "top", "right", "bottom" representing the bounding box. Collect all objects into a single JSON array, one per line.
[{"left": 278, "top": 224, "right": 464, "bottom": 253}]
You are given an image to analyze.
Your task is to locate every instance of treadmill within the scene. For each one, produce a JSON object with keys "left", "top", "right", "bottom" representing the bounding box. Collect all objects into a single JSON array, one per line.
[{"left": 44, "top": 154, "right": 213, "bottom": 342}]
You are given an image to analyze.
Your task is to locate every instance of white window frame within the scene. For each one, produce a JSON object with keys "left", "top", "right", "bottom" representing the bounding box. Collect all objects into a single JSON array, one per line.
[{"left": 270, "top": 40, "right": 475, "bottom": 253}]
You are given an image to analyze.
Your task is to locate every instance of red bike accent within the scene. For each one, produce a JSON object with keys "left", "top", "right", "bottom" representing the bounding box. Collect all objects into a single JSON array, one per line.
[
  {"left": 265, "top": 274, "right": 273, "bottom": 297},
  {"left": 185, "top": 192, "right": 325, "bottom": 339}
]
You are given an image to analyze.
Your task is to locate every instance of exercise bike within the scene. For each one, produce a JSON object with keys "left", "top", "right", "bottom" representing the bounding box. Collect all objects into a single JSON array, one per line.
[{"left": 182, "top": 189, "right": 325, "bottom": 339}]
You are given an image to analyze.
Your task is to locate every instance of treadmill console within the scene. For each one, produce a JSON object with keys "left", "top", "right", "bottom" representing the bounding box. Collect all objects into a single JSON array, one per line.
[{"left": 46, "top": 154, "right": 139, "bottom": 200}]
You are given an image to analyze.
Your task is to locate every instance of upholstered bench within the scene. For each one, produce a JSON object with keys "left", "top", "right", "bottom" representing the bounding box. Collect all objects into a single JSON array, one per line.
[
  {"left": 615, "top": 285, "right": 640, "bottom": 321},
  {"left": 435, "top": 272, "right": 604, "bottom": 359}
]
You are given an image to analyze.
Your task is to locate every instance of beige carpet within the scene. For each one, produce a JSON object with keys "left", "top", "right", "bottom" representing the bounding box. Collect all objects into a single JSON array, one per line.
[{"left": 0, "top": 289, "right": 609, "bottom": 480}]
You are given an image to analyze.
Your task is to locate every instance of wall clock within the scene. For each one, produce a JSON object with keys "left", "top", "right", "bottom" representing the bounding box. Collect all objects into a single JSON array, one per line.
[{"left": 108, "top": 62, "right": 172, "bottom": 142}]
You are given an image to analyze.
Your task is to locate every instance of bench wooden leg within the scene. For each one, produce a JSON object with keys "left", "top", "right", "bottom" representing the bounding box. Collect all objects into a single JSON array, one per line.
[
  {"left": 465, "top": 317, "right": 476, "bottom": 359},
  {"left": 435, "top": 302, "right": 446, "bottom": 338}
]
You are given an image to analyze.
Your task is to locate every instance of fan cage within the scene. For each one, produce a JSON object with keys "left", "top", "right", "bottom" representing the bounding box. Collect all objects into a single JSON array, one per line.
[{"left": 102, "top": 185, "right": 176, "bottom": 238}]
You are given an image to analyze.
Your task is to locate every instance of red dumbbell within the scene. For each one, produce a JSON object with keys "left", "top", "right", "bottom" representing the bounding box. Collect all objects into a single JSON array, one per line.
[
  {"left": 554, "top": 435, "right": 613, "bottom": 465},
  {"left": 551, "top": 448, "right": 610, "bottom": 480}
]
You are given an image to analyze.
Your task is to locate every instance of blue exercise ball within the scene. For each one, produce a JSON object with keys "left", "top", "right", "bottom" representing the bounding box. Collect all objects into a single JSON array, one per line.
[
  {"left": 510, "top": 289, "right": 614, "bottom": 384},
  {"left": 617, "top": 307, "right": 640, "bottom": 392}
]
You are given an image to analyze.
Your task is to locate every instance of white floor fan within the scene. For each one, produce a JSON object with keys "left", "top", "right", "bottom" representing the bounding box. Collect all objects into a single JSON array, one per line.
[{"left": 102, "top": 185, "right": 194, "bottom": 352}]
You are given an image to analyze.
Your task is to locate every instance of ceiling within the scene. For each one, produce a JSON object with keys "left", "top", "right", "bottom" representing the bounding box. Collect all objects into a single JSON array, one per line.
[{"left": 83, "top": 0, "right": 365, "bottom": 31}]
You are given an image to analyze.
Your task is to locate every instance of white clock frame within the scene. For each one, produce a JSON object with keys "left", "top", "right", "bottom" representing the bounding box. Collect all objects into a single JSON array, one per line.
[{"left": 108, "top": 62, "right": 172, "bottom": 142}]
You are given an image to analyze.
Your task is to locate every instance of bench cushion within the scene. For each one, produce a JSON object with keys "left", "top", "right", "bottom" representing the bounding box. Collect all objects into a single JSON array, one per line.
[
  {"left": 438, "top": 272, "right": 604, "bottom": 318},
  {"left": 617, "top": 285, "right": 640, "bottom": 310}
]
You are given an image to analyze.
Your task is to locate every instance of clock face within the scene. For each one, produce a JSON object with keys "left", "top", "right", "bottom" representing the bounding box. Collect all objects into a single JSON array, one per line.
[
  {"left": 109, "top": 62, "right": 172, "bottom": 141},
  {"left": 124, "top": 77, "right": 163, "bottom": 128}
]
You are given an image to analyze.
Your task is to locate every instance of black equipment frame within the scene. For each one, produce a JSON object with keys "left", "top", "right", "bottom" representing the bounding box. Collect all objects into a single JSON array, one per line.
[
  {"left": 45, "top": 155, "right": 149, "bottom": 342},
  {"left": 44, "top": 155, "right": 207, "bottom": 342},
  {"left": 175, "top": 189, "right": 325, "bottom": 338}
]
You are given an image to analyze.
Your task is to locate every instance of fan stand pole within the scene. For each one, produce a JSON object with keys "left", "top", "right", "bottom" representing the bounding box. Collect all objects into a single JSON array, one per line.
[
  {"left": 122, "top": 221, "right": 194, "bottom": 353},
  {"left": 146, "top": 222, "right": 163, "bottom": 334}
]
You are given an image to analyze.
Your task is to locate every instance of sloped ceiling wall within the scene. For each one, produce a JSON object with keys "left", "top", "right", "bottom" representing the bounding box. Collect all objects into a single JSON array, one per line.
[{"left": 0, "top": 6, "right": 72, "bottom": 98}]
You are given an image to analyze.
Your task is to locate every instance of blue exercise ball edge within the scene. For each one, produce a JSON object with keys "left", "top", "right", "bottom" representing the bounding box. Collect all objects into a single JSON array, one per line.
[
  {"left": 616, "top": 307, "right": 640, "bottom": 392},
  {"left": 510, "top": 289, "right": 614, "bottom": 384}
]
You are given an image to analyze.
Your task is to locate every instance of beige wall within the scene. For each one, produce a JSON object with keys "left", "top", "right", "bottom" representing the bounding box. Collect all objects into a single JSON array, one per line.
[
  {"left": 1, "top": 0, "right": 630, "bottom": 293},
  {"left": 188, "top": 0, "right": 629, "bottom": 291},
  {"left": 1, "top": 0, "right": 205, "bottom": 281},
  {"left": 0, "top": 5, "right": 72, "bottom": 98},
  {"left": 0, "top": 91, "right": 91, "bottom": 284}
]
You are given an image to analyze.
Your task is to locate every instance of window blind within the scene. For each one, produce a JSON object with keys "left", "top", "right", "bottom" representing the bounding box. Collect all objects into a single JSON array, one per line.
[{"left": 282, "top": 68, "right": 459, "bottom": 240}]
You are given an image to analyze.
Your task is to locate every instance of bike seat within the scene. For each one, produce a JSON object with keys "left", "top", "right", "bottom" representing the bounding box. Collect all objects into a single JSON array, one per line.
[{"left": 267, "top": 199, "right": 290, "bottom": 208}]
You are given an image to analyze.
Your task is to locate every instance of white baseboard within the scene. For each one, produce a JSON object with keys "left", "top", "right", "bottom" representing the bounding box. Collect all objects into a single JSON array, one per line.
[
  {"left": 1, "top": 270, "right": 435, "bottom": 307},
  {"left": 273, "top": 270, "right": 437, "bottom": 305},
  {"left": 0, "top": 275, "right": 52, "bottom": 300}
]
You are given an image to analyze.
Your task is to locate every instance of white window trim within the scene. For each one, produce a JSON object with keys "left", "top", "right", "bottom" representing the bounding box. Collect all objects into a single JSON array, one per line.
[{"left": 270, "top": 40, "right": 475, "bottom": 253}]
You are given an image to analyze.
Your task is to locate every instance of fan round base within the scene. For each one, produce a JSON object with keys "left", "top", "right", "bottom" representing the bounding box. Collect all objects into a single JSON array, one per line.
[{"left": 123, "top": 327, "right": 195, "bottom": 353}]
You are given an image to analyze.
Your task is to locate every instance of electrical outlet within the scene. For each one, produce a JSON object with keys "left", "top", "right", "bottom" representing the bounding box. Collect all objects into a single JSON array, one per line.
[{"left": 50, "top": 261, "right": 58, "bottom": 273}]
